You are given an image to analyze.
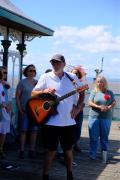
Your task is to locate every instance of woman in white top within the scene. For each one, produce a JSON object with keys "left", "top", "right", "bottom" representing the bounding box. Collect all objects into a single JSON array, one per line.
[{"left": 0, "top": 70, "right": 10, "bottom": 158}]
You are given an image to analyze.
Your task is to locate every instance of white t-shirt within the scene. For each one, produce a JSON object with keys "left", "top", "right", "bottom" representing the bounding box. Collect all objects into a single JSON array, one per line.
[{"left": 33, "top": 71, "right": 83, "bottom": 126}]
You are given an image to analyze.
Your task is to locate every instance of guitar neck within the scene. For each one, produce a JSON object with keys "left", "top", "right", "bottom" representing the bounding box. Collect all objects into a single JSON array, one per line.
[
  {"left": 57, "top": 89, "right": 77, "bottom": 102},
  {"left": 51, "top": 84, "right": 88, "bottom": 106}
]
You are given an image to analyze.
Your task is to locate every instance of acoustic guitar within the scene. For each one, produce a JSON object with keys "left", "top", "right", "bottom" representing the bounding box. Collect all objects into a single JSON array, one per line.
[{"left": 27, "top": 84, "right": 89, "bottom": 124}]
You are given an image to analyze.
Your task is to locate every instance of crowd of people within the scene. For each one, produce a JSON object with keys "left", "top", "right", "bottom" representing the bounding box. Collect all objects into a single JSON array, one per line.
[{"left": 0, "top": 54, "right": 116, "bottom": 180}]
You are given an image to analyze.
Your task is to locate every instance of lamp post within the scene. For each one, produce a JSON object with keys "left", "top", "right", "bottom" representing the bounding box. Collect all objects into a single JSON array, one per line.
[
  {"left": 18, "top": 51, "right": 27, "bottom": 80},
  {"left": 16, "top": 33, "right": 26, "bottom": 80},
  {"left": 11, "top": 55, "right": 16, "bottom": 97},
  {"left": 1, "top": 27, "right": 12, "bottom": 70},
  {"left": 0, "top": 49, "right": 3, "bottom": 64},
  {"left": 8, "top": 50, "right": 20, "bottom": 97}
]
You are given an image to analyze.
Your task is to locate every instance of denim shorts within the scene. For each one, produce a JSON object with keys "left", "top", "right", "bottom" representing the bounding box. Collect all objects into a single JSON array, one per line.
[{"left": 18, "top": 112, "right": 39, "bottom": 132}]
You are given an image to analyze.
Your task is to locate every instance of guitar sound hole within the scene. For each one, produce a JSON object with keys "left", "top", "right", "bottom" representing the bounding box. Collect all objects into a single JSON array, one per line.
[{"left": 43, "top": 102, "right": 50, "bottom": 110}]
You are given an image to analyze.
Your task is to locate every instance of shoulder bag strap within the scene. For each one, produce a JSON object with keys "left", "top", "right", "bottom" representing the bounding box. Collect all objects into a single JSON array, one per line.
[{"left": 65, "top": 72, "right": 78, "bottom": 87}]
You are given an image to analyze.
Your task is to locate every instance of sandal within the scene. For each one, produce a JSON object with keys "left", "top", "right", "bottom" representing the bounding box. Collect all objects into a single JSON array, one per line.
[{"left": 0, "top": 162, "right": 19, "bottom": 170}]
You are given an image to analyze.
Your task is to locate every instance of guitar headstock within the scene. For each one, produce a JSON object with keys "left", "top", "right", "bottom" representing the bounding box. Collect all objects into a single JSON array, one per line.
[{"left": 76, "top": 84, "right": 89, "bottom": 93}]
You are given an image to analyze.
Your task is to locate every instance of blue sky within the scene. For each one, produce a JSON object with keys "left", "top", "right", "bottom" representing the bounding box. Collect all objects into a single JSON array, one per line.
[{"left": 5, "top": 0, "right": 120, "bottom": 79}]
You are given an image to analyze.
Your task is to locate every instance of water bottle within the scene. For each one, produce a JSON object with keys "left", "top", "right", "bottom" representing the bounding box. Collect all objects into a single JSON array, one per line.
[{"left": 102, "top": 151, "right": 107, "bottom": 164}]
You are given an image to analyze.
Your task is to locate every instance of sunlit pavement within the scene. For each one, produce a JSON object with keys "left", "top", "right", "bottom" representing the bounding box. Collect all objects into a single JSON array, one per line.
[{"left": 0, "top": 121, "right": 120, "bottom": 180}]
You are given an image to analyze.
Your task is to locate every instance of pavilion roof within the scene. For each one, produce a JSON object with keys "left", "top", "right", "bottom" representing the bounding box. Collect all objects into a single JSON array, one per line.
[{"left": 0, "top": 0, "right": 54, "bottom": 36}]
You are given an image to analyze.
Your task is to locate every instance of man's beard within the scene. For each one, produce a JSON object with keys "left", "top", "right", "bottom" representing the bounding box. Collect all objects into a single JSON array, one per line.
[{"left": 54, "top": 68, "right": 63, "bottom": 74}]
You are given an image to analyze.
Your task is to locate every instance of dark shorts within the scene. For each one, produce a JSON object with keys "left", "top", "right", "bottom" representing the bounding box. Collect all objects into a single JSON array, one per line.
[{"left": 42, "top": 125, "right": 76, "bottom": 151}]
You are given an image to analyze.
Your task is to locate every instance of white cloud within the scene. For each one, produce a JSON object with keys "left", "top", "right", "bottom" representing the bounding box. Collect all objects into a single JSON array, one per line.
[
  {"left": 1, "top": 25, "right": 119, "bottom": 79},
  {"left": 54, "top": 25, "right": 120, "bottom": 53}
]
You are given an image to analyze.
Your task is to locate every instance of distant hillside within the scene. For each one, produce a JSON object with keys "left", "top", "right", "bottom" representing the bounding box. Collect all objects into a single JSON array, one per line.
[{"left": 86, "top": 77, "right": 120, "bottom": 83}]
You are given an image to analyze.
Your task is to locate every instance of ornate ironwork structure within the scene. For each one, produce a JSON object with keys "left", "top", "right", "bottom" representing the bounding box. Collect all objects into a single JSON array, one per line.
[{"left": 0, "top": 0, "right": 54, "bottom": 80}]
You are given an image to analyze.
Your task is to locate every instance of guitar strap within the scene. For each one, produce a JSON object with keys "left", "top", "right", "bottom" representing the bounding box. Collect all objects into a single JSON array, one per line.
[{"left": 65, "top": 72, "right": 78, "bottom": 88}]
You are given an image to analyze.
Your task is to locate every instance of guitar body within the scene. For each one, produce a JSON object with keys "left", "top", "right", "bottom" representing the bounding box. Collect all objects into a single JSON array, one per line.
[
  {"left": 27, "top": 93, "right": 58, "bottom": 124},
  {"left": 27, "top": 84, "right": 89, "bottom": 125}
]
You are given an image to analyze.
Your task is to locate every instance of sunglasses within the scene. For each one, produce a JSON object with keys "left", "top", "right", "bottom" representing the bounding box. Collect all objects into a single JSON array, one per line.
[
  {"left": 75, "top": 72, "right": 82, "bottom": 79},
  {"left": 51, "top": 61, "right": 62, "bottom": 65},
  {"left": 28, "top": 70, "right": 36, "bottom": 73},
  {"left": 3, "top": 71, "right": 7, "bottom": 74}
]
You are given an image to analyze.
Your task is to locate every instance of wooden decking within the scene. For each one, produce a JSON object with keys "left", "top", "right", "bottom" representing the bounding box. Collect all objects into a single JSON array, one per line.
[{"left": 0, "top": 121, "right": 120, "bottom": 180}]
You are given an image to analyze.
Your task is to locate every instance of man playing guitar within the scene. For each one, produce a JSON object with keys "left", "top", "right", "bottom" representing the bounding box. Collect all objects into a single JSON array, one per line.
[{"left": 31, "top": 54, "right": 86, "bottom": 180}]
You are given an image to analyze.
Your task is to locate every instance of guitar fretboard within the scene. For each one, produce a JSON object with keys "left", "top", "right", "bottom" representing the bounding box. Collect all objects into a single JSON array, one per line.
[
  {"left": 58, "top": 85, "right": 88, "bottom": 102},
  {"left": 57, "top": 89, "right": 77, "bottom": 102},
  {"left": 50, "top": 85, "right": 88, "bottom": 106}
]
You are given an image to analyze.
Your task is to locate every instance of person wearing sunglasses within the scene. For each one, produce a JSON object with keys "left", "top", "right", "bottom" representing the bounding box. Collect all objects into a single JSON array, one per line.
[
  {"left": 0, "top": 66, "right": 11, "bottom": 104},
  {"left": 0, "top": 66, "right": 7, "bottom": 81},
  {"left": 32, "top": 54, "right": 84, "bottom": 180},
  {"left": 16, "top": 64, "right": 38, "bottom": 159}
]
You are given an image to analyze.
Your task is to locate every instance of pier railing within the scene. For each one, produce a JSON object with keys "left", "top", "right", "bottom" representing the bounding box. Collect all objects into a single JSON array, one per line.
[
  {"left": 11, "top": 92, "right": 120, "bottom": 130},
  {"left": 84, "top": 92, "right": 120, "bottom": 121}
]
